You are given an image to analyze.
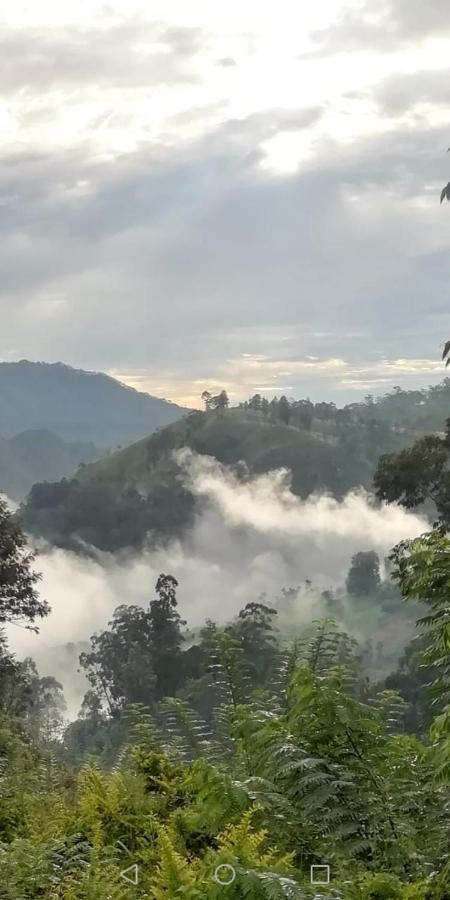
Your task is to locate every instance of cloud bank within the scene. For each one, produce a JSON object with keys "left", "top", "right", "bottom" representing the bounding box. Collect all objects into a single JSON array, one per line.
[{"left": 1, "top": 1, "right": 450, "bottom": 404}]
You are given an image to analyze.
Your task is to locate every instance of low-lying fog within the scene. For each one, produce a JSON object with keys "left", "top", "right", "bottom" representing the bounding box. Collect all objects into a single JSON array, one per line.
[{"left": 7, "top": 451, "right": 428, "bottom": 716}]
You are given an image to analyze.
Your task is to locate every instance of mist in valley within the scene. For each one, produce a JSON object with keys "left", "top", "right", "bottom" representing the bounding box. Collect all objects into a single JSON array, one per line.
[{"left": 6, "top": 451, "right": 428, "bottom": 717}]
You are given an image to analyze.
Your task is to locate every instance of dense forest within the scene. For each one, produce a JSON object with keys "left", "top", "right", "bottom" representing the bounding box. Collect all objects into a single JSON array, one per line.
[
  {"left": 2, "top": 0, "right": 449, "bottom": 893},
  {"left": 3, "top": 383, "right": 450, "bottom": 896},
  {"left": 19, "top": 380, "right": 450, "bottom": 553},
  {"left": 1, "top": 430, "right": 450, "bottom": 894}
]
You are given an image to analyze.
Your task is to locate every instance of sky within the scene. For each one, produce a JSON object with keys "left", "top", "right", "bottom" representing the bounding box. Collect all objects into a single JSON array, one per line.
[{"left": 1, "top": 0, "right": 450, "bottom": 407}]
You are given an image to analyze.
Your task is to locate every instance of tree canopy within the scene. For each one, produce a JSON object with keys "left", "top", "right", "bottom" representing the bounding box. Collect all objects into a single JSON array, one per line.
[
  {"left": 0, "top": 496, "right": 48, "bottom": 627},
  {"left": 5, "top": 382, "right": 450, "bottom": 895}
]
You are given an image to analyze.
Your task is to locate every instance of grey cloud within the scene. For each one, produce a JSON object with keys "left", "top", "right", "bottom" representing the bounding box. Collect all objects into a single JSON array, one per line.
[
  {"left": 0, "top": 19, "right": 203, "bottom": 93},
  {"left": 376, "top": 69, "right": 450, "bottom": 114},
  {"left": 389, "top": 0, "right": 450, "bottom": 39},
  {"left": 217, "top": 57, "right": 237, "bottom": 67},
  {"left": 0, "top": 112, "right": 449, "bottom": 401},
  {"left": 222, "top": 107, "right": 324, "bottom": 137},
  {"left": 311, "top": 0, "right": 450, "bottom": 55}
]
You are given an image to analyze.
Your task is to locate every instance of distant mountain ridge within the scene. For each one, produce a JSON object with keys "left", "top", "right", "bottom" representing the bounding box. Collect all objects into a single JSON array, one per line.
[
  {"left": 0, "top": 360, "right": 186, "bottom": 446},
  {"left": 0, "top": 429, "right": 101, "bottom": 500}
]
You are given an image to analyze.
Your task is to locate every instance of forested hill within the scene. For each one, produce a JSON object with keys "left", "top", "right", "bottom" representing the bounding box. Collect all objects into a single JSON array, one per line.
[
  {"left": 351, "top": 378, "right": 450, "bottom": 431},
  {"left": 0, "top": 360, "right": 185, "bottom": 446},
  {"left": 21, "top": 393, "right": 425, "bottom": 552}
]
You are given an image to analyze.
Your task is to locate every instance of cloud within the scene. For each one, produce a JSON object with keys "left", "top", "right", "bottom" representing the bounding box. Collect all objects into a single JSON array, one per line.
[
  {"left": 114, "top": 355, "right": 445, "bottom": 407},
  {"left": 177, "top": 449, "right": 427, "bottom": 553},
  {"left": 8, "top": 451, "right": 427, "bottom": 714},
  {"left": 376, "top": 69, "right": 450, "bottom": 115},
  {"left": 383, "top": 0, "right": 450, "bottom": 40},
  {"left": 311, "top": 0, "right": 450, "bottom": 54},
  {"left": 0, "top": 19, "right": 204, "bottom": 93},
  {"left": 217, "top": 57, "right": 237, "bottom": 68},
  {"left": 0, "top": 5, "right": 449, "bottom": 404},
  {"left": 0, "top": 113, "right": 449, "bottom": 404}
]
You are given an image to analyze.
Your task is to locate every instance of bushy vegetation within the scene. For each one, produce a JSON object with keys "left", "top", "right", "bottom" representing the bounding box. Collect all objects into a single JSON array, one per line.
[
  {"left": 3, "top": 488, "right": 450, "bottom": 897},
  {"left": 6, "top": 386, "right": 450, "bottom": 896},
  {"left": 65, "top": 554, "right": 410, "bottom": 765}
]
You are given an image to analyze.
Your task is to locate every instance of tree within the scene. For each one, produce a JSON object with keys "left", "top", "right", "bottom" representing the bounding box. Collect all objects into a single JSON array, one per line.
[
  {"left": 248, "top": 394, "right": 262, "bottom": 412},
  {"left": 201, "top": 389, "right": 229, "bottom": 411},
  {"left": 212, "top": 390, "right": 229, "bottom": 410},
  {"left": 390, "top": 530, "right": 450, "bottom": 700},
  {"left": 374, "top": 434, "right": 450, "bottom": 521},
  {"left": 80, "top": 606, "right": 148, "bottom": 714},
  {"left": 232, "top": 601, "right": 279, "bottom": 686},
  {"left": 80, "top": 604, "right": 156, "bottom": 714},
  {"left": 384, "top": 636, "right": 437, "bottom": 735},
  {"left": 278, "top": 395, "right": 291, "bottom": 425},
  {"left": 314, "top": 400, "right": 336, "bottom": 420},
  {"left": 346, "top": 550, "right": 381, "bottom": 596},
  {"left": 79, "top": 574, "right": 186, "bottom": 716},
  {"left": 0, "top": 498, "right": 49, "bottom": 627},
  {"left": 201, "top": 390, "right": 212, "bottom": 410},
  {"left": 0, "top": 651, "right": 66, "bottom": 744},
  {"left": 22, "top": 663, "right": 66, "bottom": 745},
  {"left": 295, "top": 399, "right": 313, "bottom": 430},
  {"left": 149, "top": 574, "right": 186, "bottom": 699},
  {"left": 0, "top": 632, "right": 23, "bottom": 714},
  {"left": 269, "top": 396, "right": 279, "bottom": 421}
]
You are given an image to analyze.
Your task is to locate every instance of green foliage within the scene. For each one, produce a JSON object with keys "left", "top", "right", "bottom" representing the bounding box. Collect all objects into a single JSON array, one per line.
[
  {"left": 390, "top": 529, "right": 450, "bottom": 786},
  {"left": 0, "top": 585, "right": 448, "bottom": 896},
  {"left": 2, "top": 635, "right": 449, "bottom": 897},
  {"left": 390, "top": 530, "right": 450, "bottom": 704},
  {"left": 374, "top": 436, "right": 449, "bottom": 519},
  {"left": 78, "top": 574, "right": 185, "bottom": 716},
  {"left": 3, "top": 657, "right": 66, "bottom": 745},
  {"left": 232, "top": 602, "right": 280, "bottom": 687},
  {"left": 20, "top": 389, "right": 419, "bottom": 552},
  {"left": 441, "top": 182, "right": 450, "bottom": 204},
  {"left": 202, "top": 390, "right": 230, "bottom": 410},
  {"left": 7, "top": 424, "right": 450, "bottom": 897},
  {"left": 384, "top": 638, "right": 437, "bottom": 735},
  {"left": 0, "top": 496, "right": 48, "bottom": 626}
]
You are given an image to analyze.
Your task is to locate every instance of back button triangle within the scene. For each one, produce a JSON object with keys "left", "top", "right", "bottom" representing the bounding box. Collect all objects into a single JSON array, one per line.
[{"left": 120, "top": 863, "right": 139, "bottom": 885}]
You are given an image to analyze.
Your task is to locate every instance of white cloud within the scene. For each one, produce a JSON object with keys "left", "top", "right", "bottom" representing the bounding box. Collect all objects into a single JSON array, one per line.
[
  {"left": 8, "top": 451, "right": 427, "bottom": 714},
  {"left": 114, "top": 355, "right": 444, "bottom": 408}
]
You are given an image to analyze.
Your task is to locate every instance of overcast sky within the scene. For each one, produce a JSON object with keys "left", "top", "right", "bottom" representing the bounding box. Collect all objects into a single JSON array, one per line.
[{"left": 1, "top": 0, "right": 450, "bottom": 407}]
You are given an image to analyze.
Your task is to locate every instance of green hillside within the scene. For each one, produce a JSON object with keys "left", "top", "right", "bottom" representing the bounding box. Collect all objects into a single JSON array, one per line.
[
  {"left": 20, "top": 405, "right": 416, "bottom": 552},
  {"left": 0, "top": 429, "right": 101, "bottom": 500}
]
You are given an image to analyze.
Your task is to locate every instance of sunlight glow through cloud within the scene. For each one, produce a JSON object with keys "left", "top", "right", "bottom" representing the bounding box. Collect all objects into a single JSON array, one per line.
[{"left": 1, "top": 0, "right": 450, "bottom": 401}]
